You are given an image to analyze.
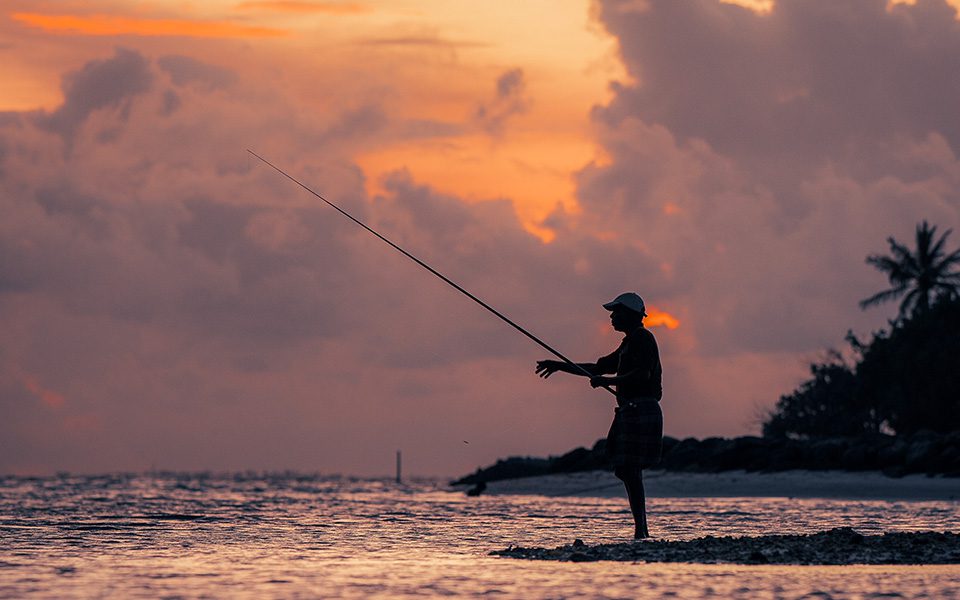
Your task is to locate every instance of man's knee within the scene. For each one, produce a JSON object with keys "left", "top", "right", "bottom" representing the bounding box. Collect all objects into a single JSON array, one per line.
[{"left": 614, "top": 465, "right": 640, "bottom": 482}]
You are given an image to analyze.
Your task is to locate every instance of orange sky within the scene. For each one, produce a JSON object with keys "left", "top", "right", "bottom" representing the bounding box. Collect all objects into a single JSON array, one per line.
[
  {"left": 10, "top": 12, "right": 288, "bottom": 37},
  {"left": 3, "top": 1, "right": 625, "bottom": 239},
  {"left": 13, "top": 0, "right": 946, "bottom": 241},
  {"left": 11, "top": 0, "right": 952, "bottom": 244}
]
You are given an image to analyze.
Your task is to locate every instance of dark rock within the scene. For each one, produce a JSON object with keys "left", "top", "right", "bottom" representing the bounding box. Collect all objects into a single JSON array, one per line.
[
  {"left": 549, "top": 447, "right": 592, "bottom": 473},
  {"left": 937, "top": 446, "right": 960, "bottom": 473},
  {"left": 451, "top": 456, "right": 550, "bottom": 485},
  {"left": 661, "top": 436, "right": 680, "bottom": 455},
  {"left": 882, "top": 465, "right": 908, "bottom": 478},
  {"left": 569, "top": 552, "right": 595, "bottom": 562},
  {"left": 903, "top": 440, "right": 938, "bottom": 473},
  {"left": 590, "top": 438, "right": 608, "bottom": 453},
  {"left": 762, "top": 441, "right": 805, "bottom": 472},
  {"left": 549, "top": 445, "right": 611, "bottom": 473},
  {"left": 807, "top": 438, "right": 849, "bottom": 468},
  {"left": 840, "top": 444, "right": 875, "bottom": 471},
  {"left": 658, "top": 437, "right": 703, "bottom": 470},
  {"left": 878, "top": 439, "right": 909, "bottom": 465},
  {"left": 465, "top": 481, "right": 486, "bottom": 496}
]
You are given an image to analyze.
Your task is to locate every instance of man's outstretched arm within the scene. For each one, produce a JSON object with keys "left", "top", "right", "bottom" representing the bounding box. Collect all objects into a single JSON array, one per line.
[
  {"left": 535, "top": 360, "right": 611, "bottom": 379},
  {"left": 537, "top": 342, "right": 621, "bottom": 379}
]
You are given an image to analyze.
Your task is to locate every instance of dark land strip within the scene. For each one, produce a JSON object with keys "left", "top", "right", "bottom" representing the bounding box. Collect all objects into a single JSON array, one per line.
[{"left": 455, "top": 431, "right": 960, "bottom": 486}]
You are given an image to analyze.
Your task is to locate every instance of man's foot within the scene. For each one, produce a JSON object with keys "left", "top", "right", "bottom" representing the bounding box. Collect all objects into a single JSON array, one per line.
[{"left": 634, "top": 527, "right": 650, "bottom": 540}]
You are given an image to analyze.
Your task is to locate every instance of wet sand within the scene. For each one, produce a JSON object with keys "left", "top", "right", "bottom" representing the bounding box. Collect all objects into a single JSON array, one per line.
[
  {"left": 476, "top": 469, "right": 960, "bottom": 501},
  {"left": 493, "top": 527, "right": 960, "bottom": 564}
]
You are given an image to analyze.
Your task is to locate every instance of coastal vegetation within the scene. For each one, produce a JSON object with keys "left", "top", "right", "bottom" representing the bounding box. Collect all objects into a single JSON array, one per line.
[{"left": 763, "top": 220, "right": 960, "bottom": 438}]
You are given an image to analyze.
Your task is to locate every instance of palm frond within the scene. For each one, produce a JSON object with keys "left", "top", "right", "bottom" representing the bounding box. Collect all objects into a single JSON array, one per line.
[
  {"left": 888, "top": 236, "right": 920, "bottom": 273},
  {"left": 934, "top": 282, "right": 960, "bottom": 296},
  {"left": 862, "top": 221, "right": 960, "bottom": 318},
  {"left": 939, "top": 245, "right": 960, "bottom": 268},
  {"left": 859, "top": 285, "right": 907, "bottom": 309},
  {"left": 900, "top": 288, "right": 922, "bottom": 316},
  {"left": 865, "top": 255, "right": 911, "bottom": 282},
  {"left": 928, "top": 227, "right": 952, "bottom": 261}
]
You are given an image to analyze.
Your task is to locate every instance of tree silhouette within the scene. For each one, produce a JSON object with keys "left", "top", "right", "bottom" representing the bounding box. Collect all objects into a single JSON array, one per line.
[
  {"left": 859, "top": 221, "right": 960, "bottom": 319},
  {"left": 853, "top": 299, "right": 960, "bottom": 435}
]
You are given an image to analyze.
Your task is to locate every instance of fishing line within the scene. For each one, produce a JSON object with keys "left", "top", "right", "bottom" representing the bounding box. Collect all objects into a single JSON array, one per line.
[{"left": 248, "top": 149, "right": 615, "bottom": 396}]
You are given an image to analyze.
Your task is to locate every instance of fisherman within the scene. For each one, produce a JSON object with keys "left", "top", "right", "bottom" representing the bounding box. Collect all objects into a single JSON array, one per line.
[
  {"left": 535, "top": 292, "right": 663, "bottom": 539},
  {"left": 251, "top": 155, "right": 664, "bottom": 533}
]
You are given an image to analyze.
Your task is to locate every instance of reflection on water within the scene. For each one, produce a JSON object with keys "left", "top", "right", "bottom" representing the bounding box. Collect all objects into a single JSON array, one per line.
[{"left": 1, "top": 474, "right": 957, "bottom": 598}]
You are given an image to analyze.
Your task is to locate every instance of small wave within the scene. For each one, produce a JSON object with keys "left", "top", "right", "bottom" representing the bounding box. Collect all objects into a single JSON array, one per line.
[
  {"left": 135, "top": 513, "right": 218, "bottom": 521},
  {"left": 59, "top": 523, "right": 146, "bottom": 531}
]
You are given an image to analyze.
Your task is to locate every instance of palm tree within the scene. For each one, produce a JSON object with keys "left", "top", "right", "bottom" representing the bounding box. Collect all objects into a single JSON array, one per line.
[{"left": 860, "top": 220, "right": 960, "bottom": 319}]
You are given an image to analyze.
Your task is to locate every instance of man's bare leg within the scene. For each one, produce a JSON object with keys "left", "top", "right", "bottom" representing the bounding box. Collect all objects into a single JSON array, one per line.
[{"left": 615, "top": 466, "right": 649, "bottom": 539}]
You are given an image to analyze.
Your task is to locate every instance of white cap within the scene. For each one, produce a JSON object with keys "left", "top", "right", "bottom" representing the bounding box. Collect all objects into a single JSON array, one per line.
[{"left": 602, "top": 292, "right": 646, "bottom": 316}]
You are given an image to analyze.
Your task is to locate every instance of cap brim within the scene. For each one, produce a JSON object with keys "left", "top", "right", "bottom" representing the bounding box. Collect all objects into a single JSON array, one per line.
[{"left": 603, "top": 301, "right": 646, "bottom": 315}]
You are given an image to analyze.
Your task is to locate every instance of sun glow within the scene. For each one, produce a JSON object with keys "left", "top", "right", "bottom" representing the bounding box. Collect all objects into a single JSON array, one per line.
[{"left": 646, "top": 307, "right": 681, "bottom": 329}]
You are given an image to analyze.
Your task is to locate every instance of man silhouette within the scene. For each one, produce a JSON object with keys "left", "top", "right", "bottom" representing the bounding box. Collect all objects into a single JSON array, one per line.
[{"left": 536, "top": 292, "right": 663, "bottom": 539}]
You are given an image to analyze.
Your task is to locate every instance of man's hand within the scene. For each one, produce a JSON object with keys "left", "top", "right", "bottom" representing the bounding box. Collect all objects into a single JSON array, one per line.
[
  {"left": 590, "top": 375, "right": 611, "bottom": 389},
  {"left": 536, "top": 360, "right": 564, "bottom": 378}
]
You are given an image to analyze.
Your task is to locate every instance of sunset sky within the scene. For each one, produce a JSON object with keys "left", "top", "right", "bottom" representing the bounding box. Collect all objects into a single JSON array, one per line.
[{"left": 2, "top": 0, "right": 959, "bottom": 476}]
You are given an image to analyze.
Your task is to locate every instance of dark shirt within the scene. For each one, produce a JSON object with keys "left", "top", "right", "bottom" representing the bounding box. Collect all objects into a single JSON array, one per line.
[{"left": 596, "top": 325, "right": 662, "bottom": 403}]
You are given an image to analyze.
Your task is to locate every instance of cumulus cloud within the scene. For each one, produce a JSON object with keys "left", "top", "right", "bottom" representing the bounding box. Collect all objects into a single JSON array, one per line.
[
  {"left": 158, "top": 55, "right": 237, "bottom": 90},
  {"left": 597, "top": 0, "right": 960, "bottom": 180},
  {"left": 32, "top": 47, "right": 152, "bottom": 144}
]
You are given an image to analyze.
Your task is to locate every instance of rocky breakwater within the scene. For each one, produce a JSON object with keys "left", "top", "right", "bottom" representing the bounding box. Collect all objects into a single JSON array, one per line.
[{"left": 453, "top": 431, "right": 960, "bottom": 485}]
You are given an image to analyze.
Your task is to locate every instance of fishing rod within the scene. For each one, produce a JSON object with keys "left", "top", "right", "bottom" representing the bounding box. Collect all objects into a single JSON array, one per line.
[{"left": 247, "top": 149, "right": 615, "bottom": 396}]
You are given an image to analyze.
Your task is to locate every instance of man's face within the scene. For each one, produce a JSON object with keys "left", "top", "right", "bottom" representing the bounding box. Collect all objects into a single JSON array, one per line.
[{"left": 609, "top": 306, "right": 631, "bottom": 332}]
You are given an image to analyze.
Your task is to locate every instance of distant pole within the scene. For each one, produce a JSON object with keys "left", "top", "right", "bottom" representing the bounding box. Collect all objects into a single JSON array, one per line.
[{"left": 396, "top": 450, "right": 402, "bottom": 484}]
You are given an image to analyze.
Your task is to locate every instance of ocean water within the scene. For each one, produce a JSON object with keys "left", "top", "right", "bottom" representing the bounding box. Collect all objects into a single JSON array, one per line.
[{"left": 1, "top": 474, "right": 958, "bottom": 599}]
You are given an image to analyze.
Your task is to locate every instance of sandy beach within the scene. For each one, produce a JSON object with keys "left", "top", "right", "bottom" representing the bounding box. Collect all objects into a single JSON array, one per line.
[{"left": 471, "top": 469, "right": 960, "bottom": 501}]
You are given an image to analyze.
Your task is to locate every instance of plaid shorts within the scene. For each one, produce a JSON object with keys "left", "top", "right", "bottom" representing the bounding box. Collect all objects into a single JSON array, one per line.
[{"left": 605, "top": 398, "right": 663, "bottom": 469}]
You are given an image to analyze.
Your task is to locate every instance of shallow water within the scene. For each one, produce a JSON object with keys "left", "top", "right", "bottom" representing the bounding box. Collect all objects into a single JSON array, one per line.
[{"left": 1, "top": 474, "right": 958, "bottom": 598}]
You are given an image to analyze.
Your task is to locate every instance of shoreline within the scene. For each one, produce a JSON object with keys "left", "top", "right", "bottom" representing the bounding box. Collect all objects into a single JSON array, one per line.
[{"left": 466, "top": 469, "right": 960, "bottom": 501}]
